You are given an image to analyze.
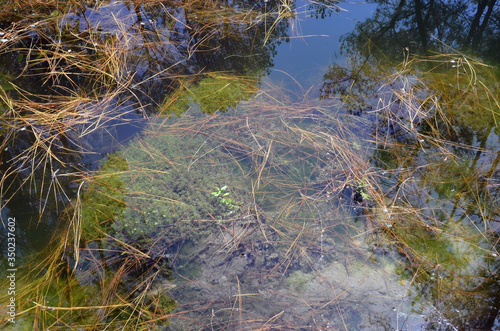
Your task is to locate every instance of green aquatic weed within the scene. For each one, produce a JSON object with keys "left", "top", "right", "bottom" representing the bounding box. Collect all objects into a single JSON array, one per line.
[
  {"left": 355, "top": 178, "right": 371, "bottom": 201},
  {"left": 99, "top": 132, "right": 245, "bottom": 242},
  {"left": 212, "top": 185, "right": 239, "bottom": 210},
  {"left": 162, "top": 73, "right": 257, "bottom": 115}
]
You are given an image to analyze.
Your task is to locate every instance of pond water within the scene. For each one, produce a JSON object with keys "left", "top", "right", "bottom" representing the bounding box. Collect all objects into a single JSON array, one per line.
[{"left": 0, "top": 0, "right": 499, "bottom": 330}]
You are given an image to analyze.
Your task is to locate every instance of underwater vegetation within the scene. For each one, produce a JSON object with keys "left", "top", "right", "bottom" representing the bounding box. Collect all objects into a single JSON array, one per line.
[
  {"left": 108, "top": 130, "right": 247, "bottom": 246},
  {"left": 2, "top": 50, "right": 499, "bottom": 328},
  {"left": 161, "top": 72, "right": 259, "bottom": 115}
]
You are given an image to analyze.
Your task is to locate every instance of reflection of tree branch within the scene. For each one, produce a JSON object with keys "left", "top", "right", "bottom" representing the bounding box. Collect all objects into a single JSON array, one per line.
[
  {"left": 465, "top": 0, "right": 498, "bottom": 48},
  {"left": 414, "top": 0, "right": 428, "bottom": 50},
  {"left": 377, "top": 0, "right": 406, "bottom": 35},
  {"left": 343, "top": 0, "right": 499, "bottom": 60},
  {"left": 466, "top": 0, "right": 488, "bottom": 46},
  {"left": 423, "top": 0, "right": 434, "bottom": 25},
  {"left": 473, "top": 0, "right": 497, "bottom": 48}
]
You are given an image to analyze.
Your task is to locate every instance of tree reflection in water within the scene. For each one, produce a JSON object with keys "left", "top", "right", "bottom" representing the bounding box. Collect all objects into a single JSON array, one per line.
[{"left": 341, "top": 0, "right": 500, "bottom": 61}]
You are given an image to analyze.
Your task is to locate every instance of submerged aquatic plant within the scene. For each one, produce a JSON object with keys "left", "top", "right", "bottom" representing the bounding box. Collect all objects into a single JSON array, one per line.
[
  {"left": 78, "top": 129, "right": 249, "bottom": 255},
  {"left": 212, "top": 185, "right": 239, "bottom": 210},
  {"left": 161, "top": 73, "right": 259, "bottom": 115}
]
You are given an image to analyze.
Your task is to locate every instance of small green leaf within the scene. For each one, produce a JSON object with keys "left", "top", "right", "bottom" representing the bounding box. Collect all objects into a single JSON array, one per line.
[{"left": 50, "top": 9, "right": 62, "bottom": 17}]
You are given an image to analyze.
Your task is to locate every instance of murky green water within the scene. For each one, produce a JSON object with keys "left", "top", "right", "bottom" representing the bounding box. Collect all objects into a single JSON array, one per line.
[{"left": 1, "top": 0, "right": 499, "bottom": 330}]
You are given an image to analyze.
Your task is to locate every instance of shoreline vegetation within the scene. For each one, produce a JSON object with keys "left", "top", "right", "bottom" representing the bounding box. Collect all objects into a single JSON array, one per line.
[{"left": 0, "top": 0, "right": 499, "bottom": 329}]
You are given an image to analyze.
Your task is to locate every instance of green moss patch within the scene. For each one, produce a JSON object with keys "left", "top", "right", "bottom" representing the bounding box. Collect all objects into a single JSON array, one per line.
[{"left": 162, "top": 73, "right": 257, "bottom": 115}]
